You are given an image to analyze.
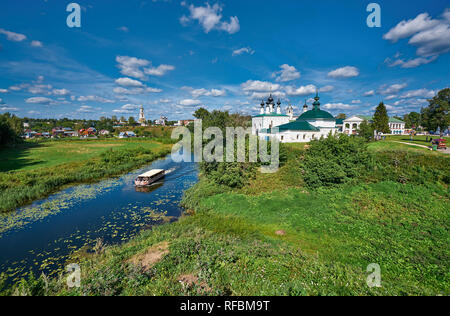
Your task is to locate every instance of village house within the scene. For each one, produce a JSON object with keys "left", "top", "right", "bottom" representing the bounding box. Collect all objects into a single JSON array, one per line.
[
  {"left": 342, "top": 116, "right": 406, "bottom": 135},
  {"left": 118, "top": 131, "right": 136, "bottom": 139}
]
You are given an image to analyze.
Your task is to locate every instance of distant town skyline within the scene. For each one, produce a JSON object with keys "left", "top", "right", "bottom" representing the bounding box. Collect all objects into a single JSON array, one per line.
[{"left": 0, "top": 0, "right": 449, "bottom": 120}]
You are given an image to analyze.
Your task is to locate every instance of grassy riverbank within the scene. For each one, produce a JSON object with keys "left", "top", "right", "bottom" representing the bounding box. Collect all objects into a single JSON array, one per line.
[
  {"left": 4, "top": 136, "right": 448, "bottom": 296},
  {"left": 0, "top": 139, "right": 173, "bottom": 213}
]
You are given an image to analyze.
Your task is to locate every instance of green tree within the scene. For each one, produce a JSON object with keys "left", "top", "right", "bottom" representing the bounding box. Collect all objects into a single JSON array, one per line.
[
  {"left": 0, "top": 113, "right": 22, "bottom": 147},
  {"left": 373, "top": 102, "right": 391, "bottom": 134},
  {"left": 421, "top": 88, "right": 449, "bottom": 136},
  {"left": 193, "top": 108, "right": 211, "bottom": 121},
  {"left": 128, "top": 116, "right": 137, "bottom": 126},
  {"left": 357, "top": 120, "right": 374, "bottom": 141},
  {"left": 404, "top": 112, "right": 421, "bottom": 129},
  {"left": 336, "top": 113, "right": 347, "bottom": 120}
]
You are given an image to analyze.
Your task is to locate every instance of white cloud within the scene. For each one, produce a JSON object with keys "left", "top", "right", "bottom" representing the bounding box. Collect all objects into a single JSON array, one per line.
[
  {"left": 272, "top": 64, "right": 300, "bottom": 82},
  {"left": 400, "top": 88, "right": 436, "bottom": 99},
  {"left": 77, "top": 95, "right": 114, "bottom": 103},
  {"left": 383, "top": 9, "right": 450, "bottom": 66},
  {"left": 113, "top": 87, "right": 162, "bottom": 95},
  {"left": 351, "top": 100, "right": 361, "bottom": 104},
  {"left": 25, "top": 97, "right": 53, "bottom": 105},
  {"left": 28, "top": 84, "right": 52, "bottom": 94},
  {"left": 185, "top": 87, "right": 226, "bottom": 98},
  {"left": 0, "top": 89, "right": 8, "bottom": 93},
  {"left": 320, "top": 85, "right": 334, "bottom": 92},
  {"left": 0, "top": 28, "right": 26, "bottom": 42},
  {"left": 115, "top": 56, "right": 175, "bottom": 79},
  {"left": 31, "top": 40, "right": 43, "bottom": 47},
  {"left": 241, "top": 80, "right": 280, "bottom": 93},
  {"left": 144, "top": 64, "right": 175, "bottom": 76},
  {"left": 232, "top": 47, "right": 255, "bottom": 56},
  {"left": 285, "top": 84, "right": 316, "bottom": 96},
  {"left": 117, "top": 26, "right": 129, "bottom": 32},
  {"left": 179, "top": 99, "right": 202, "bottom": 107},
  {"left": 115, "top": 77, "right": 144, "bottom": 88},
  {"left": 386, "top": 55, "right": 438, "bottom": 68},
  {"left": 409, "top": 23, "right": 450, "bottom": 57},
  {"left": 323, "top": 103, "right": 355, "bottom": 110},
  {"left": 181, "top": 3, "right": 240, "bottom": 34},
  {"left": 363, "top": 90, "right": 375, "bottom": 97},
  {"left": 385, "top": 95, "right": 397, "bottom": 100},
  {"left": 116, "top": 56, "right": 150, "bottom": 80},
  {"left": 383, "top": 13, "right": 440, "bottom": 43},
  {"left": 250, "top": 91, "right": 285, "bottom": 100},
  {"left": 52, "top": 89, "right": 71, "bottom": 96},
  {"left": 379, "top": 83, "right": 407, "bottom": 95},
  {"left": 77, "top": 105, "right": 95, "bottom": 113},
  {"left": 0, "top": 106, "right": 19, "bottom": 112},
  {"left": 113, "top": 104, "right": 140, "bottom": 114},
  {"left": 327, "top": 66, "right": 359, "bottom": 78}
]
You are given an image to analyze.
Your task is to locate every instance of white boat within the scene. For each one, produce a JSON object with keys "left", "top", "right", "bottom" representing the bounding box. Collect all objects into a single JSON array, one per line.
[{"left": 134, "top": 169, "right": 165, "bottom": 187}]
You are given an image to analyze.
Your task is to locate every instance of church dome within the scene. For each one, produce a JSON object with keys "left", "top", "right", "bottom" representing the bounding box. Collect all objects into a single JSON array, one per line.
[
  {"left": 297, "top": 109, "right": 335, "bottom": 120},
  {"left": 297, "top": 92, "right": 335, "bottom": 121}
]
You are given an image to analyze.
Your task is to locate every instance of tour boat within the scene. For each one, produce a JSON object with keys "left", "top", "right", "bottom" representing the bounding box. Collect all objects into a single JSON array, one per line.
[{"left": 134, "top": 169, "right": 166, "bottom": 187}]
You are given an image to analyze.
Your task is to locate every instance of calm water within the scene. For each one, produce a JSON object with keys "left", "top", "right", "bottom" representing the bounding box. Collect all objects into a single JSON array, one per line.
[{"left": 0, "top": 155, "right": 198, "bottom": 283}]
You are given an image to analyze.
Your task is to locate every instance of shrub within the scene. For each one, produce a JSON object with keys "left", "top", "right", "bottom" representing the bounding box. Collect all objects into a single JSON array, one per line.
[{"left": 302, "top": 134, "right": 372, "bottom": 188}]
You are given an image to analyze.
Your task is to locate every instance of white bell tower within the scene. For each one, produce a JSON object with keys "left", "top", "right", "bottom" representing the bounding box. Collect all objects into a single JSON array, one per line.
[{"left": 138, "top": 105, "right": 147, "bottom": 126}]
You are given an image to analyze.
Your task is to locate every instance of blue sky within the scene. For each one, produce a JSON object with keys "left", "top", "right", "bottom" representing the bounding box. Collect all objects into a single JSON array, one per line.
[{"left": 0, "top": 0, "right": 449, "bottom": 120}]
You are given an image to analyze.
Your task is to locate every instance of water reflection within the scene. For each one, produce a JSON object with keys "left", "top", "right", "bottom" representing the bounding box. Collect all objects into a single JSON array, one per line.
[{"left": 135, "top": 182, "right": 164, "bottom": 193}]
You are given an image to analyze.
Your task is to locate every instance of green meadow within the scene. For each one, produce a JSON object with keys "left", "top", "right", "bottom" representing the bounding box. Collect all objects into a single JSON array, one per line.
[
  {"left": 0, "top": 139, "right": 172, "bottom": 213},
  {"left": 5, "top": 136, "right": 448, "bottom": 296}
]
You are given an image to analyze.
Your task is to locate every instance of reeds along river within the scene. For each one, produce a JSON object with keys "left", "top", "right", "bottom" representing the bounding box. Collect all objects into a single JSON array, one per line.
[{"left": 0, "top": 155, "right": 198, "bottom": 284}]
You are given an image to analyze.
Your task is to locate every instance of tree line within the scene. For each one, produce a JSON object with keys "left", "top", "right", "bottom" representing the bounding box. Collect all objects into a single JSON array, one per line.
[{"left": 358, "top": 88, "right": 449, "bottom": 139}]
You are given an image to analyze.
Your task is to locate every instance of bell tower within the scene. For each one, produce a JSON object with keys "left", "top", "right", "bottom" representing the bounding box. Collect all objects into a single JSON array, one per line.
[{"left": 138, "top": 105, "right": 147, "bottom": 126}]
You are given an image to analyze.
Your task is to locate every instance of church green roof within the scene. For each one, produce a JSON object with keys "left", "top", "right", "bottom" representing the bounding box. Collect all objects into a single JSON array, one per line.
[
  {"left": 266, "top": 121, "right": 320, "bottom": 133},
  {"left": 298, "top": 109, "right": 335, "bottom": 121},
  {"left": 354, "top": 116, "right": 404, "bottom": 123},
  {"left": 297, "top": 92, "right": 335, "bottom": 121}
]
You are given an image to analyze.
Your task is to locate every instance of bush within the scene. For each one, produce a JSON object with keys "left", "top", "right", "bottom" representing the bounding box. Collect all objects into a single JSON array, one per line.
[{"left": 302, "top": 134, "right": 372, "bottom": 188}]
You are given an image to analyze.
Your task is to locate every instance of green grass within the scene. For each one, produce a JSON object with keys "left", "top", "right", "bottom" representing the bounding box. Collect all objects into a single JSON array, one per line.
[
  {"left": 0, "top": 139, "right": 172, "bottom": 213},
  {"left": 367, "top": 140, "right": 449, "bottom": 155},
  {"left": 384, "top": 135, "right": 449, "bottom": 143},
  {"left": 11, "top": 180, "right": 447, "bottom": 296},
  {"left": 0, "top": 139, "right": 164, "bottom": 172},
  {"left": 2, "top": 137, "right": 449, "bottom": 296}
]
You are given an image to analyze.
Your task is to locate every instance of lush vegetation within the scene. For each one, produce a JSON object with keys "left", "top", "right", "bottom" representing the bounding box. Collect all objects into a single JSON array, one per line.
[
  {"left": 0, "top": 113, "right": 22, "bottom": 148},
  {"left": 0, "top": 139, "right": 172, "bottom": 213},
  {"left": 421, "top": 88, "right": 449, "bottom": 136},
  {"left": 4, "top": 132, "right": 448, "bottom": 296},
  {"left": 373, "top": 102, "right": 391, "bottom": 134}
]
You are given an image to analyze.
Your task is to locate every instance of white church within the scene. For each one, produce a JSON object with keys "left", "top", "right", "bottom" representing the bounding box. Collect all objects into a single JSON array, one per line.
[{"left": 252, "top": 93, "right": 338, "bottom": 143}]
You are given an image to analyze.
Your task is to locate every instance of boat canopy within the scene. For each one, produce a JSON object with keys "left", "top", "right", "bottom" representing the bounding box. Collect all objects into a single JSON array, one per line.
[{"left": 137, "top": 169, "right": 165, "bottom": 178}]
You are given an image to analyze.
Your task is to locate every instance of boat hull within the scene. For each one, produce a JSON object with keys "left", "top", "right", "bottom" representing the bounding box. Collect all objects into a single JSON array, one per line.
[{"left": 134, "top": 173, "right": 165, "bottom": 187}]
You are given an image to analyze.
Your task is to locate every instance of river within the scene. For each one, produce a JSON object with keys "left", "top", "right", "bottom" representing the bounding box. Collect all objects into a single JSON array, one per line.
[{"left": 0, "top": 155, "right": 198, "bottom": 284}]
